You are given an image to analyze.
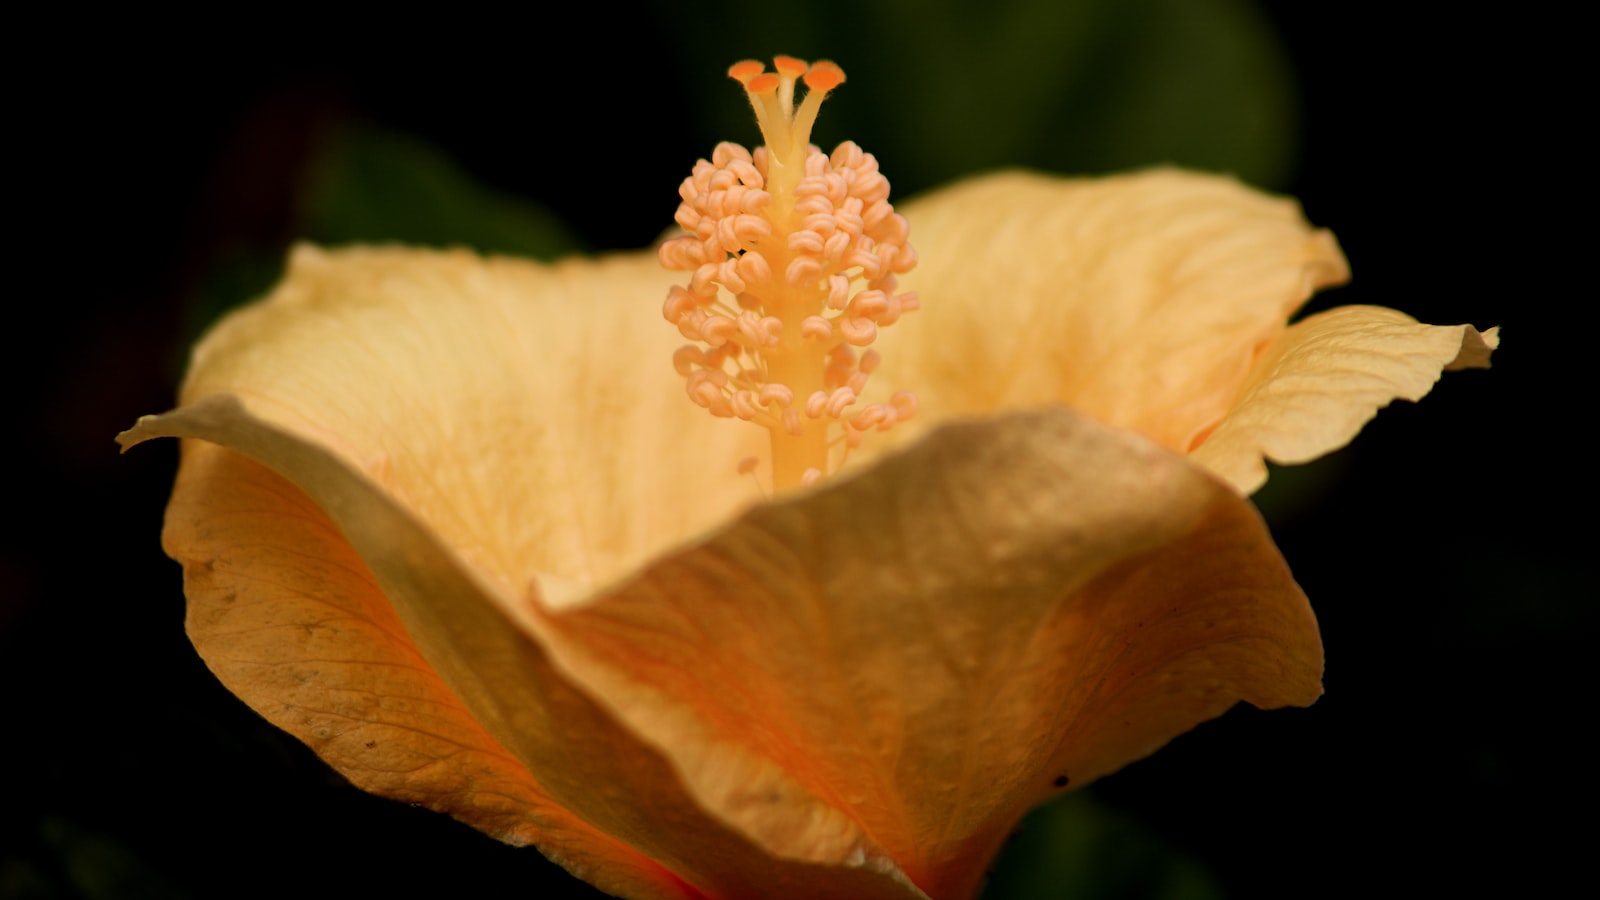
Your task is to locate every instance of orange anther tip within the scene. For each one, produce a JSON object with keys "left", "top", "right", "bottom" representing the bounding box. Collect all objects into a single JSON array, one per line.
[
  {"left": 728, "top": 60, "right": 765, "bottom": 83},
  {"left": 774, "top": 55, "right": 809, "bottom": 76},
  {"left": 746, "top": 73, "right": 780, "bottom": 94},
  {"left": 803, "top": 61, "right": 846, "bottom": 92}
]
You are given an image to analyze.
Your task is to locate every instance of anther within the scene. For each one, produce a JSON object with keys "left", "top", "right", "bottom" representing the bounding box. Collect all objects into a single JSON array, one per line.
[
  {"left": 788, "top": 230, "right": 826, "bottom": 255},
  {"left": 800, "top": 316, "right": 832, "bottom": 341},
  {"left": 823, "top": 231, "right": 850, "bottom": 262},
  {"left": 736, "top": 250, "right": 772, "bottom": 284},
  {"left": 731, "top": 390, "right": 760, "bottom": 420},
  {"left": 826, "top": 275, "right": 850, "bottom": 309},
  {"left": 803, "top": 213, "right": 837, "bottom": 236},
  {"left": 839, "top": 316, "right": 877, "bottom": 346},
  {"left": 760, "top": 384, "right": 795, "bottom": 408},
  {"left": 662, "top": 287, "right": 697, "bottom": 323},
  {"left": 671, "top": 345, "right": 704, "bottom": 376},
  {"left": 850, "top": 290, "right": 888, "bottom": 319},
  {"left": 717, "top": 260, "right": 746, "bottom": 294},
  {"left": 712, "top": 142, "right": 754, "bottom": 166},
  {"left": 701, "top": 315, "right": 737, "bottom": 346},
  {"left": 825, "top": 387, "right": 857, "bottom": 417},
  {"left": 786, "top": 256, "right": 824, "bottom": 288},
  {"left": 852, "top": 405, "right": 888, "bottom": 431},
  {"left": 844, "top": 248, "right": 882, "bottom": 278}
]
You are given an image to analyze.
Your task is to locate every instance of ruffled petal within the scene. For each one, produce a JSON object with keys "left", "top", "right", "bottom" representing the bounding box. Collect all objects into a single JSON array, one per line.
[
  {"left": 523, "top": 406, "right": 1322, "bottom": 899},
  {"left": 174, "top": 244, "right": 766, "bottom": 599},
  {"left": 124, "top": 394, "right": 1318, "bottom": 900},
  {"left": 1189, "top": 305, "right": 1499, "bottom": 493},
  {"left": 120, "top": 214, "right": 1336, "bottom": 896},
  {"left": 122, "top": 396, "right": 932, "bottom": 900},
  {"left": 874, "top": 169, "right": 1349, "bottom": 456},
  {"left": 158, "top": 435, "right": 698, "bottom": 900}
]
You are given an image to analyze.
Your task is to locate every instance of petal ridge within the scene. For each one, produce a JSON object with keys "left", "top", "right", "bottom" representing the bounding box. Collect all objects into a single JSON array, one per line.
[
  {"left": 121, "top": 395, "right": 935, "bottom": 900},
  {"left": 523, "top": 406, "right": 1322, "bottom": 899}
]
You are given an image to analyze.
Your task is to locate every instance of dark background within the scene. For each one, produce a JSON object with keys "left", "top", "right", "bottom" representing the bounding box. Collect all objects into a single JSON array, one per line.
[{"left": 7, "top": 2, "right": 1585, "bottom": 897}]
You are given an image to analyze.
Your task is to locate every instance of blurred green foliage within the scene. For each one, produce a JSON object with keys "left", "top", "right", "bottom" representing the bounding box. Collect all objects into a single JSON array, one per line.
[
  {"left": 658, "top": 0, "right": 1297, "bottom": 194},
  {"left": 304, "top": 126, "right": 583, "bottom": 259},
  {"left": 985, "top": 792, "right": 1225, "bottom": 899}
]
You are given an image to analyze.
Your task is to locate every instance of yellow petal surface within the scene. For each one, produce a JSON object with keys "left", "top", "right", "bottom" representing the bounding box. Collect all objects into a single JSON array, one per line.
[
  {"left": 127, "top": 391, "right": 1319, "bottom": 899},
  {"left": 173, "top": 245, "right": 766, "bottom": 604},
  {"left": 163, "top": 436, "right": 699, "bottom": 900},
  {"left": 127, "top": 397, "right": 932, "bottom": 900},
  {"left": 525, "top": 407, "right": 1321, "bottom": 899},
  {"left": 1190, "top": 305, "right": 1499, "bottom": 493},
  {"left": 122, "top": 234, "right": 1320, "bottom": 897},
  {"left": 875, "top": 169, "right": 1350, "bottom": 458}
]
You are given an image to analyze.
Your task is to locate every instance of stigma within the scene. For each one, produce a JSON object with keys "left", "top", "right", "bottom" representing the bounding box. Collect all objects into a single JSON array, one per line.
[{"left": 659, "top": 57, "right": 920, "bottom": 491}]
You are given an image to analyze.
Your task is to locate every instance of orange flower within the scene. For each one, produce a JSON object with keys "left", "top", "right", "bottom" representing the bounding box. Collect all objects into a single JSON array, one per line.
[{"left": 120, "top": 58, "right": 1493, "bottom": 900}]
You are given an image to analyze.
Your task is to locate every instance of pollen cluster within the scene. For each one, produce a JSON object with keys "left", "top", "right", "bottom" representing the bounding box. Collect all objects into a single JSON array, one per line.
[{"left": 659, "top": 57, "right": 919, "bottom": 489}]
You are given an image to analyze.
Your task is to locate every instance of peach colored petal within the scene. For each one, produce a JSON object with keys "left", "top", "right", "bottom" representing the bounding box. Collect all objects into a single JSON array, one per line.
[
  {"left": 161, "top": 437, "right": 697, "bottom": 900},
  {"left": 123, "top": 396, "right": 932, "bottom": 900},
  {"left": 177, "top": 244, "right": 766, "bottom": 601},
  {"left": 1190, "top": 305, "right": 1499, "bottom": 493},
  {"left": 122, "top": 386, "right": 1318, "bottom": 899},
  {"left": 872, "top": 169, "right": 1349, "bottom": 457},
  {"left": 118, "top": 225, "right": 1333, "bottom": 895},
  {"left": 523, "top": 406, "right": 1321, "bottom": 900}
]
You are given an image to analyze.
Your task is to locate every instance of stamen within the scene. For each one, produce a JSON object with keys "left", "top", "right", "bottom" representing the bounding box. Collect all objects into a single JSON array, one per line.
[{"left": 662, "top": 56, "right": 919, "bottom": 491}]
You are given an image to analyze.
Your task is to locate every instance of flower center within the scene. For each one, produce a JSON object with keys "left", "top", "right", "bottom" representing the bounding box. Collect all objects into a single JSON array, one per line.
[{"left": 659, "top": 57, "right": 920, "bottom": 492}]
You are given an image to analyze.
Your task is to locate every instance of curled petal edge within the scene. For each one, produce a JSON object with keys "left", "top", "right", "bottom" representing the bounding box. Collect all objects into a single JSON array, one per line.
[
  {"left": 120, "top": 395, "right": 1322, "bottom": 899},
  {"left": 1191, "top": 306, "right": 1499, "bottom": 494},
  {"left": 119, "top": 395, "right": 929, "bottom": 900}
]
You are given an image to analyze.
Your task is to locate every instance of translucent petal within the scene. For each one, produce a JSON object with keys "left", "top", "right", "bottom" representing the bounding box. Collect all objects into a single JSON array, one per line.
[
  {"left": 173, "top": 245, "right": 766, "bottom": 596},
  {"left": 874, "top": 169, "right": 1350, "bottom": 457},
  {"left": 1189, "top": 305, "right": 1499, "bottom": 492}
]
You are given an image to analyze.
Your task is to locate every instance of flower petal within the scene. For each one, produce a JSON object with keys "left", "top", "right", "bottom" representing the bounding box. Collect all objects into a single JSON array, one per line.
[
  {"left": 158, "top": 435, "right": 697, "bottom": 900},
  {"left": 1189, "top": 305, "right": 1499, "bottom": 493},
  {"left": 874, "top": 168, "right": 1349, "bottom": 456},
  {"left": 122, "top": 396, "right": 932, "bottom": 900},
  {"left": 521, "top": 406, "right": 1322, "bottom": 899},
  {"left": 122, "top": 237, "right": 1323, "bottom": 897},
  {"left": 171, "top": 244, "right": 765, "bottom": 599}
]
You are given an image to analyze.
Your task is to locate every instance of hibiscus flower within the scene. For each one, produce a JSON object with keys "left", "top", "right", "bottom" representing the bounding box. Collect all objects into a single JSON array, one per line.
[{"left": 119, "top": 57, "right": 1494, "bottom": 900}]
